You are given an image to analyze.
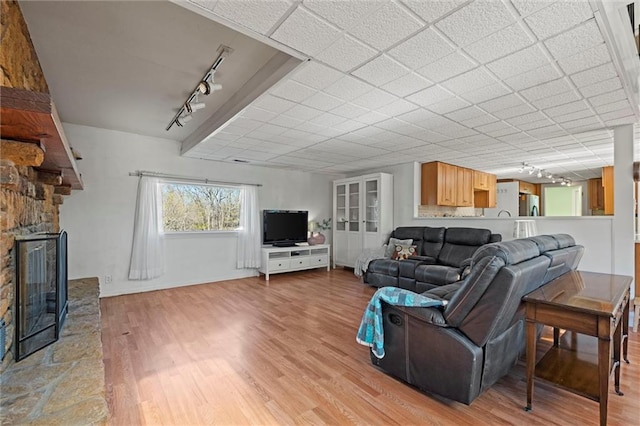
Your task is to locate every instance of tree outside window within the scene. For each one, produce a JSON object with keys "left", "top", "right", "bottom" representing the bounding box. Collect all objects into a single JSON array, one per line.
[{"left": 161, "top": 182, "right": 241, "bottom": 232}]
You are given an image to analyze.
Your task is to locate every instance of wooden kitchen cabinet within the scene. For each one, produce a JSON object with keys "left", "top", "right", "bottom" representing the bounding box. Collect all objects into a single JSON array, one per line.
[
  {"left": 456, "top": 167, "right": 474, "bottom": 207},
  {"left": 602, "top": 166, "right": 614, "bottom": 215},
  {"left": 588, "top": 178, "right": 604, "bottom": 210},
  {"left": 519, "top": 181, "right": 539, "bottom": 195},
  {"left": 422, "top": 161, "right": 457, "bottom": 206},
  {"left": 473, "top": 170, "right": 489, "bottom": 190},
  {"left": 474, "top": 173, "right": 497, "bottom": 208}
]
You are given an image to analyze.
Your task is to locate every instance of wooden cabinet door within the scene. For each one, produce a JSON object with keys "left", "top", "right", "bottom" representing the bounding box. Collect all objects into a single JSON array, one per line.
[
  {"left": 440, "top": 162, "right": 457, "bottom": 206},
  {"left": 602, "top": 166, "right": 614, "bottom": 215},
  {"left": 588, "top": 178, "right": 604, "bottom": 210},
  {"left": 473, "top": 171, "right": 488, "bottom": 190},
  {"left": 486, "top": 173, "right": 497, "bottom": 207},
  {"left": 456, "top": 167, "right": 473, "bottom": 207}
]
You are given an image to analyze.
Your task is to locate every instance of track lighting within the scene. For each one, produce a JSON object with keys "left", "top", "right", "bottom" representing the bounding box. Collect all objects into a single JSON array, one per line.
[
  {"left": 166, "top": 45, "right": 232, "bottom": 131},
  {"left": 536, "top": 169, "right": 542, "bottom": 178}
]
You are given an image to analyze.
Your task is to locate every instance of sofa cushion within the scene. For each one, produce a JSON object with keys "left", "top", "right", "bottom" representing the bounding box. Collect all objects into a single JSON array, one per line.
[
  {"left": 421, "top": 227, "right": 446, "bottom": 258},
  {"left": 415, "top": 264, "right": 462, "bottom": 286},
  {"left": 471, "top": 239, "right": 540, "bottom": 266},
  {"left": 444, "top": 256, "right": 505, "bottom": 327},
  {"left": 398, "top": 257, "right": 436, "bottom": 279},
  {"left": 422, "top": 282, "right": 463, "bottom": 301},
  {"left": 384, "top": 238, "right": 412, "bottom": 258},
  {"left": 437, "top": 228, "right": 492, "bottom": 267},
  {"left": 526, "top": 235, "right": 558, "bottom": 253},
  {"left": 392, "top": 244, "right": 416, "bottom": 260},
  {"left": 367, "top": 259, "right": 400, "bottom": 276},
  {"left": 552, "top": 234, "right": 576, "bottom": 249}
]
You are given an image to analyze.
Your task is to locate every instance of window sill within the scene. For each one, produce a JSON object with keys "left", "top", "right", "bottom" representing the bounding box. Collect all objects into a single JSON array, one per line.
[{"left": 163, "top": 230, "right": 239, "bottom": 238}]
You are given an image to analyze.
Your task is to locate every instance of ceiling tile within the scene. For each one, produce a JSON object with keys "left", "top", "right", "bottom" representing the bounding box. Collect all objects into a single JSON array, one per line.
[
  {"left": 487, "top": 44, "right": 548, "bottom": 79},
  {"left": 302, "top": 91, "right": 345, "bottom": 111},
  {"left": 406, "top": 85, "right": 454, "bottom": 107},
  {"left": 588, "top": 89, "right": 627, "bottom": 107},
  {"left": 330, "top": 102, "right": 370, "bottom": 119},
  {"left": 504, "top": 64, "right": 562, "bottom": 91},
  {"left": 435, "top": 1, "right": 514, "bottom": 46},
  {"left": 416, "top": 51, "right": 476, "bottom": 83},
  {"left": 387, "top": 28, "right": 455, "bottom": 70},
  {"left": 351, "top": 89, "right": 398, "bottom": 109},
  {"left": 492, "top": 103, "right": 536, "bottom": 120},
  {"left": 308, "top": 111, "right": 347, "bottom": 128},
  {"left": 253, "top": 95, "right": 297, "bottom": 114},
  {"left": 524, "top": 1, "right": 593, "bottom": 40},
  {"left": 552, "top": 108, "right": 595, "bottom": 124},
  {"left": 520, "top": 78, "right": 573, "bottom": 102},
  {"left": 271, "top": 80, "right": 317, "bottom": 102},
  {"left": 516, "top": 117, "right": 554, "bottom": 131},
  {"left": 561, "top": 116, "right": 602, "bottom": 130},
  {"left": 594, "top": 99, "right": 632, "bottom": 114},
  {"left": 505, "top": 111, "right": 546, "bottom": 127},
  {"left": 479, "top": 93, "right": 524, "bottom": 113},
  {"left": 354, "top": 110, "right": 390, "bottom": 124},
  {"left": 459, "top": 82, "right": 511, "bottom": 103},
  {"left": 315, "top": 34, "right": 378, "bottom": 72},
  {"left": 213, "top": 0, "right": 292, "bottom": 35},
  {"left": 510, "top": 0, "right": 551, "bottom": 18},
  {"left": 323, "top": 75, "right": 373, "bottom": 101},
  {"left": 460, "top": 114, "right": 499, "bottom": 129},
  {"left": 557, "top": 44, "right": 611, "bottom": 75},
  {"left": 291, "top": 61, "right": 344, "bottom": 90},
  {"left": 445, "top": 105, "right": 485, "bottom": 121},
  {"left": 254, "top": 123, "right": 288, "bottom": 135},
  {"left": 464, "top": 22, "right": 533, "bottom": 63},
  {"left": 271, "top": 7, "right": 341, "bottom": 56},
  {"left": 425, "top": 97, "right": 470, "bottom": 115},
  {"left": 530, "top": 90, "right": 581, "bottom": 109},
  {"left": 544, "top": 100, "right": 590, "bottom": 117},
  {"left": 544, "top": 20, "right": 604, "bottom": 60},
  {"left": 270, "top": 114, "right": 305, "bottom": 128},
  {"left": 303, "top": 0, "right": 384, "bottom": 30},
  {"left": 240, "top": 107, "right": 278, "bottom": 122},
  {"left": 282, "top": 104, "right": 324, "bottom": 121},
  {"left": 381, "top": 72, "right": 432, "bottom": 97},
  {"left": 349, "top": 2, "right": 422, "bottom": 50},
  {"left": 569, "top": 62, "right": 617, "bottom": 87},
  {"left": 332, "top": 119, "right": 368, "bottom": 132},
  {"left": 578, "top": 77, "right": 622, "bottom": 98},
  {"left": 376, "top": 98, "right": 419, "bottom": 116},
  {"left": 352, "top": 55, "right": 410, "bottom": 86},
  {"left": 401, "top": 0, "right": 466, "bottom": 23},
  {"left": 441, "top": 67, "right": 497, "bottom": 95},
  {"left": 295, "top": 120, "right": 330, "bottom": 134}
]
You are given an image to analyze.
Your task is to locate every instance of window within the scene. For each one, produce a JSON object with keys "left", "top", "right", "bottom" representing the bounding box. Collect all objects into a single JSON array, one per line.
[{"left": 161, "top": 182, "right": 241, "bottom": 232}]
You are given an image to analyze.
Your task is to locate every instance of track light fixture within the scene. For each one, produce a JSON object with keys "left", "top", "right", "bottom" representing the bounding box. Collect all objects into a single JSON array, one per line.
[
  {"left": 536, "top": 169, "right": 542, "bottom": 178},
  {"left": 517, "top": 162, "right": 561, "bottom": 184},
  {"left": 166, "top": 45, "right": 232, "bottom": 131}
]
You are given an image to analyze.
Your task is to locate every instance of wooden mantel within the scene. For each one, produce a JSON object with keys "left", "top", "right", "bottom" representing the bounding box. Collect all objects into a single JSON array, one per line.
[
  {"left": 0, "top": 88, "right": 83, "bottom": 189},
  {"left": 0, "top": 0, "right": 83, "bottom": 190}
]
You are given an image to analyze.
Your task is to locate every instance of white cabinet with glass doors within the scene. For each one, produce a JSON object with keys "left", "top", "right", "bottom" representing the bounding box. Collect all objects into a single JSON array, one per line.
[{"left": 333, "top": 173, "right": 393, "bottom": 268}]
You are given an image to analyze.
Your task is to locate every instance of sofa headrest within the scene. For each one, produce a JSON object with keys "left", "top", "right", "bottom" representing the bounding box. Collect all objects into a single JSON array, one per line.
[
  {"left": 392, "top": 227, "right": 426, "bottom": 241},
  {"left": 472, "top": 239, "right": 540, "bottom": 265},
  {"left": 526, "top": 235, "right": 559, "bottom": 252},
  {"left": 423, "top": 227, "right": 446, "bottom": 242},
  {"left": 552, "top": 234, "right": 575, "bottom": 248},
  {"left": 444, "top": 228, "right": 491, "bottom": 245}
]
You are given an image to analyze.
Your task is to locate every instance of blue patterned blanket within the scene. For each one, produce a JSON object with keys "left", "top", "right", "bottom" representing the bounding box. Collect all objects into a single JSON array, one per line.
[{"left": 356, "top": 287, "right": 446, "bottom": 359}]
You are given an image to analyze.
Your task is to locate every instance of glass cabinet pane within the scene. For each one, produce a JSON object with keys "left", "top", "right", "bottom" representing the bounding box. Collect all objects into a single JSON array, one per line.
[
  {"left": 365, "top": 179, "right": 378, "bottom": 233},
  {"left": 349, "top": 182, "right": 359, "bottom": 232},
  {"left": 336, "top": 184, "right": 346, "bottom": 231}
]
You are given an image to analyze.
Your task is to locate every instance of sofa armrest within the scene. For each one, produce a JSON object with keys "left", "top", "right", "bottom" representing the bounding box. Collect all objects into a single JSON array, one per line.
[
  {"left": 382, "top": 302, "right": 448, "bottom": 326},
  {"left": 415, "top": 264, "right": 462, "bottom": 286},
  {"left": 398, "top": 257, "right": 437, "bottom": 279}
]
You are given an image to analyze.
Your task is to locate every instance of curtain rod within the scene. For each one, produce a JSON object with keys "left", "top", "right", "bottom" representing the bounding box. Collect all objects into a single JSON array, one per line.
[{"left": 128, "top": 170, "right": 262, "bottom": 187}]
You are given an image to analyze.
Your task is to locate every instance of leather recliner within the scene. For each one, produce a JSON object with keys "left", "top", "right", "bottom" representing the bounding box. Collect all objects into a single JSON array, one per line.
[{"left": 369, "top": 235, "right": 583, "bottom": 405}]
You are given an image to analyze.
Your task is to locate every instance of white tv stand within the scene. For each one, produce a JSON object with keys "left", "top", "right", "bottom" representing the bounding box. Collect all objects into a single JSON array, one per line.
[{"left": 259, "top": 244, "right": 330, "bottom": 282}]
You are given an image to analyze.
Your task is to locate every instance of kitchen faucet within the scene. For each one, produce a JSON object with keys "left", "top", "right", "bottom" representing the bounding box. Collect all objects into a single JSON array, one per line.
[{"left": 498, "top": 209, "right": 512, "bottom": 217}]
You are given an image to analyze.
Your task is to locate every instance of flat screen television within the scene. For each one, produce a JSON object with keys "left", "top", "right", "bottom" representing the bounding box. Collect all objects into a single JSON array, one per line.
[{"left": 263, "top": 210, "right": 308, "bottom": 247}]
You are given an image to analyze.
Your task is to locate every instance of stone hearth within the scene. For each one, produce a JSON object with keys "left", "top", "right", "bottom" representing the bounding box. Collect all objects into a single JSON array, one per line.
[{"left": 0, "top": 277, "right": 108, "bottom": 424}]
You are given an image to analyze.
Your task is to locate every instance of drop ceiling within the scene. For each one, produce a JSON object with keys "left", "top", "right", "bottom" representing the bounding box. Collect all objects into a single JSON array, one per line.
[{"left": 20, "top": 0, "right": 640, "bottom": 183}]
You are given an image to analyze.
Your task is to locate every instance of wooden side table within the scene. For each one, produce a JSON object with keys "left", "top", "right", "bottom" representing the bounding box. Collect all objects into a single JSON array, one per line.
[{"left": 524, "top": 271, "right": 631, "bottom": 426}]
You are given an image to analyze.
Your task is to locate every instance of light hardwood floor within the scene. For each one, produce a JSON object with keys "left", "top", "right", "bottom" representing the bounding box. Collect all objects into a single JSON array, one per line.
[{"left": 101, "top": 269, "right": 639, "bottom": 425}]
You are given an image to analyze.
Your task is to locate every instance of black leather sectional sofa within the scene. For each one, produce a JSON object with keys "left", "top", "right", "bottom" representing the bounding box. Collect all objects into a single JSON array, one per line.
[
  {"left": 364, "top": 226, "right": 502, "bottom": 291},
  {"left": 369, "top": 234, "right": 584, "bottom": 404}
]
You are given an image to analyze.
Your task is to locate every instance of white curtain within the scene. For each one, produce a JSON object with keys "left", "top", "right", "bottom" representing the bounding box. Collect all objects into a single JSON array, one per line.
[
  {"left": 129, "top": 176, "right": 165, "bottom": 280},
  {"left": 237, "top": 185, "right": 261, "bottom": 269}
]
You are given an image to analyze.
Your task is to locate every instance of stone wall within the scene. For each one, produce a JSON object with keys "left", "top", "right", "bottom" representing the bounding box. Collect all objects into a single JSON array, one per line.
[{"left": 0, "top": 160, "right": 62, "bottom": 372}]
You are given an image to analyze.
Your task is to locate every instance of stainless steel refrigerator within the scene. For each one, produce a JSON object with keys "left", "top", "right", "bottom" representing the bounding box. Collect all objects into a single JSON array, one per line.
[{"left": 519, "top": 194, "right": 540, "bottom": 216}]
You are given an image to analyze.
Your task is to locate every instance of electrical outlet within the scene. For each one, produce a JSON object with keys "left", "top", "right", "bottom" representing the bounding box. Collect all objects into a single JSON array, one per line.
[{"left": 104, "top": 275, "right": 112, "bottom": 284}]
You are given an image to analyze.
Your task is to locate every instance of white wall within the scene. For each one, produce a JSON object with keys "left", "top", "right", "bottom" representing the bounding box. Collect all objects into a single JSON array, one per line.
[
  {"left": 60, "top": 123, "right": 337, "bottom": 297},
  {"left": 355, "top": 161, "right": 622, "bottom": 275}
]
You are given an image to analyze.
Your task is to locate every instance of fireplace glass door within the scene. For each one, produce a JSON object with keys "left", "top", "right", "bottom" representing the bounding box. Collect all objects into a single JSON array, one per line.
[{"left": 14, "top": 231, "right": 67, "bottom": 361}]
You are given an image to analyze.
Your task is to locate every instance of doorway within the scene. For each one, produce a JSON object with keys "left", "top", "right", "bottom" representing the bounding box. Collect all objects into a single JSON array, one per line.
[{"left": 544, "top": 186, "right": 583, "bottom": 216}]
